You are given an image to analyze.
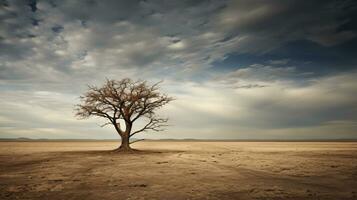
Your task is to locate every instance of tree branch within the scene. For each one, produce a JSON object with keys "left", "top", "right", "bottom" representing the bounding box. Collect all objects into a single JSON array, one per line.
[
  {"left": 130, "top": 117, "right": 168, "bottom": 137},
  {"left": 75, "top": 78, "right": 173, "bottom": 140},
  {"left": 129, "top": 139, "right": 145, "bottom": 144},
  {"left": 100, "top": 122, "right": 112, "bottom": 127}
]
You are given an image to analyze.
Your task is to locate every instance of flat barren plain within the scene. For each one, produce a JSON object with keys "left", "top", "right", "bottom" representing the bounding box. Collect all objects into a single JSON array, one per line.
[{"left": 0, "top": 141, "right": 356, "bottom": 200}]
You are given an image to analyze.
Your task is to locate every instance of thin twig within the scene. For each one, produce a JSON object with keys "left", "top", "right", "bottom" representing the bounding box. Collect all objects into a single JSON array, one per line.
[{"left": 129, "top": 139, "right": 145, "bottom": 144}]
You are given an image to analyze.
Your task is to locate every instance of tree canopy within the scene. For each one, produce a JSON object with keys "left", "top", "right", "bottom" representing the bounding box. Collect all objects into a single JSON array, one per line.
[{"left": 75, "top": 78, "right": 173, "bottom": 150}]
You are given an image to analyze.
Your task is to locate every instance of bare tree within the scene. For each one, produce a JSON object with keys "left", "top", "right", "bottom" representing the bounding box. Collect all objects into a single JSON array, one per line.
[{"left": 75, "top": 78, "right": 173, "bottom": 151}]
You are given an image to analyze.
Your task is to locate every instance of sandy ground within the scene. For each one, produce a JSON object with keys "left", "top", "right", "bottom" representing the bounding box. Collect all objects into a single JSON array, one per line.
[{"left": 0, "top": 141, "right": 357, "bottom": 200}]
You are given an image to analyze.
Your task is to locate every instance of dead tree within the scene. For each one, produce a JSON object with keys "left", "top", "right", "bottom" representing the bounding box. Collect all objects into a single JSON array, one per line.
[{"left": 75, "top": 78, "right": 173, "bottom": 151}]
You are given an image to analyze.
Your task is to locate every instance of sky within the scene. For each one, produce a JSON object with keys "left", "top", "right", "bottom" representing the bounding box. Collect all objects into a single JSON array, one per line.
[{"left": 1, "top": 0, "right": 357, "bottom": 140}]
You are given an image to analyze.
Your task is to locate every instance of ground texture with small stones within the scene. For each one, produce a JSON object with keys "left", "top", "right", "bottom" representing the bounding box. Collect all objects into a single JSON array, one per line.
[{"left": 0, "top": 141, "right": 356, "bottom": 199}]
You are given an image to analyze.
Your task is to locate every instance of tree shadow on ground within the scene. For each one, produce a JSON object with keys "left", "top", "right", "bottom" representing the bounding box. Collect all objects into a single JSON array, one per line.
[{"left": 59, "top": 149, "right": 185, "bottom": 156}]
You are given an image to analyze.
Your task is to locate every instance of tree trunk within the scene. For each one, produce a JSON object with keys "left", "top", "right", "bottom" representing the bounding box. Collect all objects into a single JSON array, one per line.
[
  {"left": 118, "top": 133, "right": 131, "bottom": 151},
  {"left": 114, "top": 121, "right": 133, "bottom": 152}
]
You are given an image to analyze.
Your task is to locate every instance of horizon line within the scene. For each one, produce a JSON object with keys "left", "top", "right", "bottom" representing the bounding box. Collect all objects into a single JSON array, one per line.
[{"left": 1, "top": 137, "right": 357, "bottom": 142}]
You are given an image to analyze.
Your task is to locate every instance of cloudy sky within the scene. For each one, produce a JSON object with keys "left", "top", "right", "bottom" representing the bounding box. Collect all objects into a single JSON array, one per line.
[{"left": 1, "top": 0, "right": 357, "bottom": 140}]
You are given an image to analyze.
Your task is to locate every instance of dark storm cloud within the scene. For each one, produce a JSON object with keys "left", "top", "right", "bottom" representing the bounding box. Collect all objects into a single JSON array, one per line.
[
  {"left": 0, "top": 0, "right": 357, "bottom": 139},
  {"left": 1, "top": 0, "right": 356, "bottom": 75},
  {"left": 219, "top": 0, "right": 357, "bottom": 47},
  {"left": 51, "top": 25, "right": 63, "bottom": 33},
  {"left": 28, "top": 0, "right": 37, "bottom": 12},
  {"left": 212, "top": 0, "right": 357, "bottom": 75}
]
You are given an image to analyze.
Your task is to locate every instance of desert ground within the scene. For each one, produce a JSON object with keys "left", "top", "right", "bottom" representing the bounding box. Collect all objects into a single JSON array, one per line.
[{"left": 0, "top": 141, "right": 356, "bottom": 200}]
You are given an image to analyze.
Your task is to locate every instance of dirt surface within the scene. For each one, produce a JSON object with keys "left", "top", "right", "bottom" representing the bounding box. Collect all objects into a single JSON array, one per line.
[{"left": 0, "top": 141, "right": 356, "bottom": 200}]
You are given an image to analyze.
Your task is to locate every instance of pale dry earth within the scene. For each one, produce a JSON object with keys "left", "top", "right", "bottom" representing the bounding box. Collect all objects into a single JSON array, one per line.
[{"left": 0, "top": 141, "right": 357, "bottom": 200}]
